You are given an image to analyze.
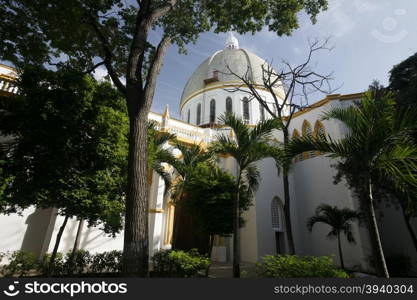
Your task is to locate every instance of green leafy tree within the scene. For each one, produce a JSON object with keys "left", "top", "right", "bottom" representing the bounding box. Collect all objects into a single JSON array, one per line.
[
  {"left": 288, "top": 92, "right": 417, "bottom": 277},
  {"left": 389, "top": 52, "right": 417, "bottom": 107},
  {"left": 210, "top": 114, "right": 278, "bottom": 277},
  {"left": 181, "top": 162, "right": 251, "bottom": 259},
  {"left": 170, "top": 143, "right": 213, "bottom": 250},
  {"left": 0, "top": 66, "right": 128, "bottom": 275},
  {"left": 307, "top": 204, "right": 361, "bottom": 269},
  {"left": 0, "top": 0, "right": 329, "bottom": 276},
  {"left": 366, "top": 80, "right": 417, "bottom": 256}
]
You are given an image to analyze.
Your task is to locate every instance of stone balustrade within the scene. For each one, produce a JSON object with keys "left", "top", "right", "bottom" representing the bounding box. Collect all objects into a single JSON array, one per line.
[{"left": 0, "top": 75, "right": 18, "bottom": 95}]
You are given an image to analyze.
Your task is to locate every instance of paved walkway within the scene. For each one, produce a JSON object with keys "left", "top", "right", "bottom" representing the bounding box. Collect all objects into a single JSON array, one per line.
[{"left": 208, "top": 262, "right": 256, "bottom": 278}]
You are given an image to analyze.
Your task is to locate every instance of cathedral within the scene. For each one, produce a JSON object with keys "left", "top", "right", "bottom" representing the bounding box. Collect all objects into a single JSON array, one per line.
[{"left": 0, "top": 34, "right": 416, "bottom": 274}]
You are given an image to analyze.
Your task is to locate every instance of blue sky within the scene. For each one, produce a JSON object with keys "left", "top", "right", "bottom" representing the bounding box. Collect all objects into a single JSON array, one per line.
[{"left": 146, "top": 0, "right": 417, "bottom": 119}]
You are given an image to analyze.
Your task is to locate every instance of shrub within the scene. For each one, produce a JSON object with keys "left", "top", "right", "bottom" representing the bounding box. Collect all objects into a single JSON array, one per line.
[
  {"left": 39, "top": 252, "right": 65, "bottom": 276},
  {"left": 2, "top": 251, "right": 39, "bottom": 277},
  {"left": 152, "top": 249, "right": 210, "bottom": 278},
  {"left": 256, "top": 255, "right": 349, "bottom": 278},
  {"left": 64, "top": 250, "right": 92, "bottom": 275},
  {"left": 90, "top": 250, "right": 122, "bottom": 274}
]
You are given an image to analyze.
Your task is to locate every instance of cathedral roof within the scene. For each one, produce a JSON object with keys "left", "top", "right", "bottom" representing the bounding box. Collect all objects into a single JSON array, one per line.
[{"left": 180, "top": 34, "right": 272, "bottom": 108}]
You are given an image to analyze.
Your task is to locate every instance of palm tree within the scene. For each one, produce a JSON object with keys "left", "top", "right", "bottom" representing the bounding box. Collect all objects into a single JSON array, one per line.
[
  {"left": 307, "top": 204, "right": 361, "bottom": 269},
  {"left": 288, "top": 92, "right": 417, "bottom": 278},
  {"left": 210, "top": 114, "right": 279, "bottom": 277},
  {"left": 147, "top": 122, "right": 178, "bottom": 193},
  {"left": 169, "top": 142, "right": 214, "bottom": 249}
]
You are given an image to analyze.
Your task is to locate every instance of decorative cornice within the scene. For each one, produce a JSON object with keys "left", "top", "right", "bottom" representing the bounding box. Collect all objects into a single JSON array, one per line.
[
  {"left": 0, "top": 63, "right": 17, "bottom": 72},
  {"left": 290, "top": 93, "right": 364, "bottom": 119}
]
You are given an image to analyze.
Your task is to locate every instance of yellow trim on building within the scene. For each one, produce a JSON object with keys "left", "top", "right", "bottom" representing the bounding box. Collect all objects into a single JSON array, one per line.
[
  {"left": 0, "top": 74, "right": 17, "bottom": 80},
  {"left": 290, "top": 92, "right": 364, "bottom": 119},
  {"left": 149, "top": 208, "right": 164, "bottom": 213},
  {"left": 0, "top": 63, "right": 17, "bottom": 73}
]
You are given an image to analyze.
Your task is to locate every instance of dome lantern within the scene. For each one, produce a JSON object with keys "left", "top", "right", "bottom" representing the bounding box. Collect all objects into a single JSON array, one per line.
[{"left": 225, "top": 32, "right": 239, "bottom": 50}]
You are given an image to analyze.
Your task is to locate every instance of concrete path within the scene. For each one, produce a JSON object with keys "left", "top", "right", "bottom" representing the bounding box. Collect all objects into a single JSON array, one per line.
[{"left": 208, "top": 262, "right": 256, "bottom": 278}]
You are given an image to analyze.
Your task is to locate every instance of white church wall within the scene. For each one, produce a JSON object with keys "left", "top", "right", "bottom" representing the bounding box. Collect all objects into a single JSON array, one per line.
[
  {"left": 253, "top": 157, "right": 284, "bottom": 259},
  {"left": 47, "top": 214, "right": 124, "bottom": 255},
  {"left": 289, "top": 156, "right": 368, "bottom": 270},
  {"left": 240, "top": 202, "right": 259, "bottom": 263},
  {"left": 148, "top": 173, "right": 166, "bottom": 258},
  {"left": 285, "top": 97, "right": 378, "bottom": 272},
  {"left": 377, "top": 201, "right": 417, "bottom": 275},
  {"left": 0, "top": 207, "right": 58, "bottom": 260}
]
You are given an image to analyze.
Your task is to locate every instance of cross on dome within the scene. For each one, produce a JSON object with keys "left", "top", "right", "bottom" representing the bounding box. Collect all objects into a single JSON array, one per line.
[{"left": 225, "top": 32, "right": 239, "bottom": 49}]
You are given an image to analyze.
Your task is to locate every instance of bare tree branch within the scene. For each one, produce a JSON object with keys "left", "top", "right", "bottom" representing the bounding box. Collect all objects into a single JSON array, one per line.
[
  {"left": 143, "top": 36, "right": 172, "bottom": 109},
  {"left": 222, "top": 37, "right": 337, "bottom": 132},
  {"left": 84, "top": 10, "right": 127, "bottom": 94},
  {"left": 85, "top": 61, "right": 105, "bottom": 74}
]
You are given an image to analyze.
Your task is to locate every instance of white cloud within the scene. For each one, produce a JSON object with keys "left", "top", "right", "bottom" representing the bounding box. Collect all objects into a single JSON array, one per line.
[
  {"left": 293, "top": 47, "right": 302, "bottom": 55},
  {"left": 318, "top": 0, "right": 356, "bottom": 38},
  {"left": 92, "top": 66, "right": 108, "bottom": 81},
  {"left": 353, "top": 0, "right": 385, "bottom": 13}
]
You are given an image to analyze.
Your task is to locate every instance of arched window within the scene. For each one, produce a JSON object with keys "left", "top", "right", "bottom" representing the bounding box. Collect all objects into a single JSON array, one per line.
[
  {"left": 271, "top": 197, "right": 284, "bottom": 232},
  {"left": 242, "top": 97, "right": 250, "bottom": 123},
  {"left": 313, "top": 121, "right": 326, "bottom": 156},
  {"left": 292, "top": 129, "right": 300, "bottom": 138},
  {"left": 187, "top": 109, "right": 190, "bottom": 123},
  {"left": 196, "top": 103, "right": 201, "bottom": 125},
  {"left": 226, "top": 97, "right": 233, "bottom": 115},
  {"left": 210, "top": 99, "right": 216, "bottom": 123},
  {"left": 302, "top": 120, "right": 314, "bottom": 159},
  {"left": 302, "top": 120, "right": 313, "bottom": 137},
  {"left": 314, "top": 120, "right": 326, "bottom": 138},
  {"left": 259, "top": 103, "right": 265, "bottom": 122}
]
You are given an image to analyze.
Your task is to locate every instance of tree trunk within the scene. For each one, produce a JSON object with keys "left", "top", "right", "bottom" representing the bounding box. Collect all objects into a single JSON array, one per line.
[
  {"left": 122, "top": 111, "right": 150, "bottom": 277},
  {"left": 337, "top": 232, "right": 345, "bottom": 269},
  {"left": 282, "top": 130, "right": 295, "bottom": 254},
  {"left": 365, "top": 178, "right": 389, "bottom": 278},
  {"left": 399, "top": 201, "right": 417, "bottom": 254},
  {"left": 121, "top": 32, "right": 171, "bottom": 276},
  {"left": 233, "top": 172, "right": 242, "bottom": 278},
  {"left": 67, "top": 218, "right": 84, "bottom": 275},
  {"left": 47, "top": 214, "right": 69, "bottom": 277}
]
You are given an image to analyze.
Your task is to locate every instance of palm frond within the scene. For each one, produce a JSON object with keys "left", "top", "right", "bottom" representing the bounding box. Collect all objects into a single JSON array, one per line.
[
  {"left": 307, "top": 203, "right": 360, "bottom": 245},
  {"left": 244, "top": 163, "right": 260, "bottom": 193},
  {"left": 250, "top": 117, "right": 280, "bottom": 141},
  {"left": 152, "top": 163, "right": 172, "bottom": 195}
]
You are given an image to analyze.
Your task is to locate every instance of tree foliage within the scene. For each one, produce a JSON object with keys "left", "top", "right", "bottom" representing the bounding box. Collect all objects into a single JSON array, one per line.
[
  {"left": 0, "top": 66, "right": 128, "bottom": 234},
  {"left": 0, "top": 0, "right": 329, "bottom": 69},
  {"left": 182, "top": 162, "right": 251, "bottom": 237},
  {"left": 210, "top": 113, "right": 279, "bottom": 277},
  {"left": 389, "top": 52, "right": 417, "bottom": 107},
  {"left": 147, "top": 122, "right": 177, "bottom": 192},
  {"left": 288, "top": 92, "right": 417, "bottom": 277},
  {"left": 0, "top": 0, "right": 329, "bottom": 276},
  {"left": 307, "top": 204, "right": 361, "bottom": 269}
]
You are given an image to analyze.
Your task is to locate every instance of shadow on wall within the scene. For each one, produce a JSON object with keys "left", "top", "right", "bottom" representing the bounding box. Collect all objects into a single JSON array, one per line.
[{"left": 20, "top": 208, "right": 57, "bottom": 258}]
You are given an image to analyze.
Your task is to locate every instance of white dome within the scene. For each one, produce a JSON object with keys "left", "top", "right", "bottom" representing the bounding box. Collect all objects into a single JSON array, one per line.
[{"left": 180, "top": 47, "right": 271, "bottom": 108}]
